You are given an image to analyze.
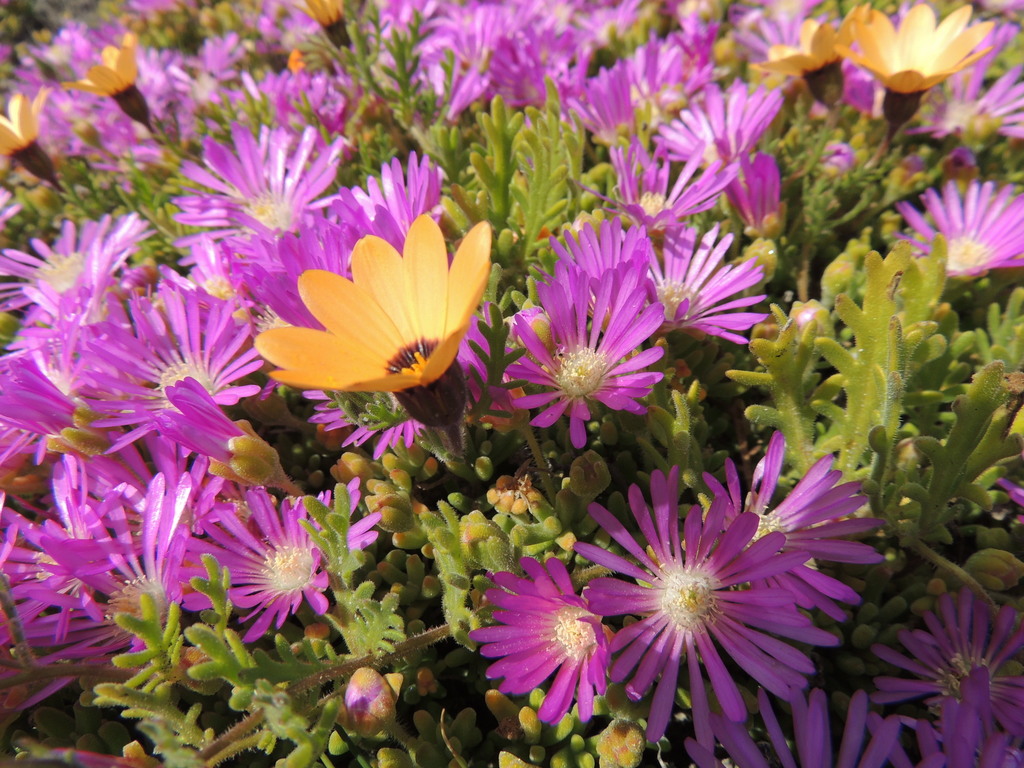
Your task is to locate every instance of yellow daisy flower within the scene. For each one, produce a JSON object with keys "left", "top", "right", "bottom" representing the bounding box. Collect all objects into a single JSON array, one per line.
[
  {"left": 759, "top": 17, "right": 856, "bottom": 79},
  {"left": 255, "top": 215, "right": 492, "bottom": 427},
  {"left": 0, "top": 90, "right": 47, "bottom": 156},
  {"left": 64, "top": 32, "right": 139, "bottom": 97},
  {"left": 63, "top": 32, "right": 153, "bottom": 131},
  {"left": 836, "top": 4, "right": 993, "bottom": 95},
  {"left": 301, "top": 0, "right": 350, "bottom": 48},
  {"left": 0, "top": 89, "right": 60, "bottom": 188}
]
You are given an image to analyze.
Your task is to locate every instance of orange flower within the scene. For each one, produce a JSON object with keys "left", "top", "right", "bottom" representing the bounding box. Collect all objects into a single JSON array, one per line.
[
  {"left": 63, "top": 32, "right": 153, "bottom": 131},
  {"left": 758, "top": 16, "right": 857, "bottom": 79},
  {"left": 0, "top": 90, "right": 60, "bottom": 188},
  {"left": 255, "top": 215, "right": 491, "bottom": 425},
  {"left": 63, "top": 32, "right": 139, "bottom": 97},
  {"left": 0, "top": 90, "right": 47, "bottom": 156},
  {"left": 836, "top": 4, "right": 993, "bottom": 94}
]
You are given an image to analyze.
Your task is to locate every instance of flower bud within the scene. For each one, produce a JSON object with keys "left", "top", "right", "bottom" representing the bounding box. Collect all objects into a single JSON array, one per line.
[
  {"left": 567, "top": 450, "right": 610, "bottom": 502},
  {"left": 339, "top": 668, "right": 400, "bottom": 736},
  {"left": 964, "top": 548, "right": 1024, "bottom": 591},
  {"left": 596, "top": 719, "right": 646, "bottom": 768},
  {"left": 460, "top": 511, "right": 514, "bottom": 572}
]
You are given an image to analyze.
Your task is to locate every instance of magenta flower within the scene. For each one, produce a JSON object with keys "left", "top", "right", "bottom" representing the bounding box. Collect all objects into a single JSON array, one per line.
[
  {"left": 686, "top": 688, "right": 903, "bottom": 768},
  {"left": 550, "top": 218, "right": 654, "bottom": 283},
  {"left": 152, "top": 377, "right": 247, "bottom": 464},
  {"left": 650, "top": 224, "right": 767, "bottom": 343},
  {"left": 470, "top": 556, "right": 610, "bottom": 724},
  {"left": 86, "top": 284, "right": 262, "bottom": 444},
  {"left": 508, "top": 261, "right": 664, "bottom": 449},
  {"left": 606, "top": 139, "right": 737, "bottom": 234},
  {"left": 328, "top": 152, "right": 443, "bottom": 252},
  {"left": 575, "top": 467, "right": 838, "bottom": 743},
  {"left": 174, "top": 123, "right": 343, "bottom": 243},
  {"left": 187, "top": 482, "right": 377, "bottom": 641},
  {"left": 0, "top": 213, "right": 151, "bottom": 318},
  {"left": 705, "top": 431, "right": 881, "bottom": 621},
  {"left": 872, "top": 589, "right": 1024, "bottom": 737},
  {"left": 658, "top": 80, "right": 783, "bottom": 166},
  {"left": 725, "top": 152, "right": 783, "bottom": 238},
  {"left": 915, "top": 24, "right": 1024, "bottom": 141},
  {"left": 896, "top": 180, "right": 1024, "bottom": 276}
]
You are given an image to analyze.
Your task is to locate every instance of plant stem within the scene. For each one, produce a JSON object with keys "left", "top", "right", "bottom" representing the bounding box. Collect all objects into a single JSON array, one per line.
[
  {"left": 908, "top": 538, "right": 995, "bottom": 609},
  {"left": 521, "top": 424, "right": 557, "bottom": 501}
]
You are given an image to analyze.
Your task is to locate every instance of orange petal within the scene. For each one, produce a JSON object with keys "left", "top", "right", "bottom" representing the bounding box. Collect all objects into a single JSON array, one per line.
[
  {"left": 931, "top": 5, "right": 973, "bottom": 52},
  {"left": 350, "top": 235, "right": 418, "bottom": 344},
  {"left": 884, "top": 69, "right": 928, "bottom": 93},
  {"left": 420, "top": 324, "right": 469, "bottom": 384},
  {"left": 118, "top": 33, "right": 139, "bottom": 84},
  {"left": 297, "top": 268, "right": 406, "bottom": 357},
  {"left": 403, "top": 214, "right": 450, "bottom": 341},
  {"left": 444, "top": 221, "right": 491, "bottom": 342},
  {"left": 935, "top": 25, "right": 993, "bottom": 71},
  {"left": 256, "top": 326, "right": 390, "bottom": 391}
]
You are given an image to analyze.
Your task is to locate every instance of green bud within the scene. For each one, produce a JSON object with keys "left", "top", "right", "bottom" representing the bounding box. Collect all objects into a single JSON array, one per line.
[
  {"left": 460, "top": 511, "right": 515, "bottom": 572},
  {"left": 53, "top": 426, "right": 109, "bottom": 456},
  {"left": 331, "top": 451, "right": 376, "bottom": 484},
  {"left": 741, "top": 238, "right": 778, "bottom": 282},
  {"left": 965, "top": 548, "right": 1024, "bottom": 590},
  {"left": 0, "top": 311, "right": 20, "bottom": 347},
  {"left": 377, "top": 748, "right": 414, "bottom": 768},
  {"left": 520, "top": 707, "right": 543, "bottom": 744},
  {"left": 339, "top": 668, "right": 400, "bottom": 736},
  {"left": 850, "top": 624, "right": 877, "bottom": 650},
  {"left": 475, "top": 455, "right": 494, "bottom": 482},
  {"left": 499, "top": 752, "right": 541, "bottom": 768},
  {"left": 595, "top": 719, "right": 645, "bottom": 768},
  {"left": 976, "top": 527, "right": 1012, "bottom": 551},
  {"left": 567, "top": 451, "right": 611, "bottom": 502}
]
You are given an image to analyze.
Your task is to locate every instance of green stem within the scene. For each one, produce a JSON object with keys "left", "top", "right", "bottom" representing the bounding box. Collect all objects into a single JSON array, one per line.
[
  {"left": 520, "top": 424, "right": 557, "bottom": 501},
  {"left": 0, "top": 663, "right": 135, "bottom": 690},
  {"left": 197, "top": 623, "right": 452, "bottom": 765},
  {"left": 201, "top": 732, "right": 268, "bottom": 767},
  {"left": 909, "top": 538, "right": 995, "bottom": 609}
]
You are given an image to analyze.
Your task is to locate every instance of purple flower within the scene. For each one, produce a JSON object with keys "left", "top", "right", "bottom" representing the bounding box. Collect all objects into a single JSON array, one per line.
[
  {"left": 575, "top": 467, "right": 838, "bottom": 743},
  {"left": 327, "top": 152, "right": 443, "bottom": 252},
  {"left": 550, "top": 219, "right": 654, "bottom": 283},
  {"left": 705, "top": 431, "right": 881, "bottom": 621},
  {"left": 508, "top": 262, "right": 664, "bottom": 449},
  {"left": 470, "top": 556, "right": 610, "bottom": 724},
  {"left": 174, "top": 123, "right": 343, "bottom": 243},
  {"left": 86, "top": 284, "right": 262, "bottom": 443},
  {"left": 872, "top": 589, "right": 1024, "bottom": 737},
  {"left": 892, "top": 668, "right": 1024, "bottom": 768},
  {"left": 606, "top": 139, "right": 737, "bottom": 234},
  {"left": 915, "top": 24, "right": 1024, "bottom": 141},
  {"left": 186, "top": 482, "right": 377, "bottom": 641},
  {"left": 658, "top": 80, "right": 783, "bottom": 166},
  {"left": 686, "top": 688, "right": 904, "bottom": 768},
  {"left": 0, "top": 213, "right": 151, "bottom": 318},
  {"left": 896, "top": 180, "right": 1024, "bottom": 276},
  {"left": 650, "top": 224, "right": 767, "bottom": 343},
  {"left": 725, "top": 152, "right": 783, "bottom": 238},
  {"left": 152, "top": 377, "right": 247, "bottom": 464}
]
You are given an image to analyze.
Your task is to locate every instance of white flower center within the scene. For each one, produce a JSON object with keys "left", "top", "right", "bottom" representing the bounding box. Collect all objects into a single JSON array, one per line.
[
  {"left": 107, "top": 577, "right": 166, "bottom": 620},
  {"left": 939, "top": 99, "right": 978, "bottom": 135},
  {"left": 38, "top": 251, "right": 85, "bottom": 293},
  {"left": 552, "top": 607, "right": 597, "bottom": 658},
  {"left": 658, "top": 568, "right": 720, "bottom": 631},
  {"left": 947, "top": 235, "right": 995, "bottom": 273},
  {"left": 554, "top": 348, "right": 608, "bottom": 398},
  {"left": 656, "top": 280, "right": 693, "bottom": 321},
  {"left": 264, "top": 546, "right": 315, "bottom": 592},
  {"left": 245, "top": 192, "right": 294, "bottom": 232},
  {"left": 639, "top": 192, "right": 667, "bottom": 218},
  {"left": 754, "top": 510, "right": 784, "bottom": 542}
]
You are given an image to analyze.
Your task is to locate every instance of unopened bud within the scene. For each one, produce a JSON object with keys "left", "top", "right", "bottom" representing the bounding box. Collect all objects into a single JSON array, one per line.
[
  {"left": 596, "top": 719, "right": 646, "bottom": 768},
  {"left": 964, "top": 548, "right": 1024, "bottom": 591},
  {"left": 339, "top": 668, "right": 399, "bottom": 736},
  {"left": 567, "top": 450, "right": 610, "bottom": 502},
  {"left": 460, "top": 511, "right": 514, "bottom": 572}
]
